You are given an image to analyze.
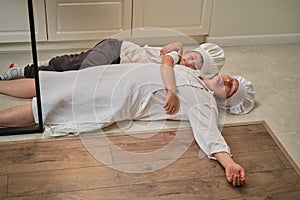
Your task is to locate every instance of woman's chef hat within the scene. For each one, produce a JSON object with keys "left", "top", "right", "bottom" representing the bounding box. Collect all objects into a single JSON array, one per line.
[
  {"left": 221, "top": 76, "right": 255, "bottom": 115},
  {"left": 192, "top": 43, "right": 225, "bottom": 79}
]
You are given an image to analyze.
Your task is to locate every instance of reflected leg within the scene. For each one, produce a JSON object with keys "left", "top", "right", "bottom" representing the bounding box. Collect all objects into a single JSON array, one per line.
[
  {"left": 0, "top": 103, "right": 35, "bottom": 127},
  {"left": 0, "top": 79, "right": 36, "bottom": 98}
]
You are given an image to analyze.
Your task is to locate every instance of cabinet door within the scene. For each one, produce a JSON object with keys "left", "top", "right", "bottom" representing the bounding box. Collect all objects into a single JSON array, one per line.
[
  {"left": 132, "top": 0, "right": 213, "bottom": 37},
  {"left": 0, "top": 0, "right": 47, "bottom": 43},
  {"left": 46, "top": 0, "right": 132, "bottom": 41}
]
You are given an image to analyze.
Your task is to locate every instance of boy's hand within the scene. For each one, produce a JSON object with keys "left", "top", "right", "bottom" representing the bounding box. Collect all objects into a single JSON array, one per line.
[
  {"left": 163, "top": 91, "right": 179, "bottom": 115},
  {"left": 160, "top": 42, "right": 183, "bottom": 57}
]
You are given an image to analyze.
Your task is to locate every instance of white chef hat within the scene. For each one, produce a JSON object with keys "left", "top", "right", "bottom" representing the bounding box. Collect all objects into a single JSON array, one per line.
[
  {"left": 221, "top": 76, "right": 255, "bottom": 115},
  {"left": 192, "top": 43, "right": 225, "bottom": 79}
]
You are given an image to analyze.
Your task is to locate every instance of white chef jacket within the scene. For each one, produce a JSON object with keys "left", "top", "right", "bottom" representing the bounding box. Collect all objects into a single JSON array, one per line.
[
  {"left": 120, "top": 41, "right": 179, "bottom": 64},
  {"left": 119, "top": 41, "right": 218, "bottom": 79},
  {"left": 32, "top": 63, "right": 230, "bottom": 158}
]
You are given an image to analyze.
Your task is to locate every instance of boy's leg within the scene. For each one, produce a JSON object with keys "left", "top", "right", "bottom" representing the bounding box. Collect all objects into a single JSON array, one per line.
[
  {"left": 45, "top": 38, "right": 122, "bottom": 71},
  {"left": 1, "top": 48, "right": 93, "bottom": 79},
  {"left": 23, "top": 50, "right": 90, "bottom": 78},
  {"left": 23, "top": 60, "right": 50, "bottom": 78},
  {"left": 1, "top": 38, "right": 123, "bottom": 79},
  {"left": 80, "top": 38, "right": 122, "bottom": 69},
  {"left": 0, "top": 64, "right": 24, "bottom": 80},
  {"left": 0, "top": 79, "right": 36, "bottom": 98},
  {"left": 23, "top": 49, "right": 93, "bottom": 78},
  {"left": 0, "top": 103, "right": 35, "bottom": 127},
  {"left": 0, "top": 60, "right": 49, "bottom": 80}
]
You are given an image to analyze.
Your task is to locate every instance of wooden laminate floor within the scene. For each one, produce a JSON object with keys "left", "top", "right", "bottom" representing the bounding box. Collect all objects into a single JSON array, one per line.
[{"left": 0, "top": 121, "right": 299, "bottom": 200}]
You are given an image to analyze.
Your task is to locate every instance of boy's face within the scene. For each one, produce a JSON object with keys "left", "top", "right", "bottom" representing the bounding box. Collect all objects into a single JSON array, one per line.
[{"left": 179, "top": 51, "right": 203, "bottom": 70}]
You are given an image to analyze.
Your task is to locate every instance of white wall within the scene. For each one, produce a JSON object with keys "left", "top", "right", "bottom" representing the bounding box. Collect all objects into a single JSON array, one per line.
[{"left": 207, "top": 0, "right": 300, "bottom": 46}]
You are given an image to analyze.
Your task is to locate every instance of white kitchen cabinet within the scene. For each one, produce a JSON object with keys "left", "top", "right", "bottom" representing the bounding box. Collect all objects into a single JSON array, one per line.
[
  {"left": 0, "top": 0, "right": 213, "bottom": 46},
  {"left": 0, "top": 0, "right": 47, "bottom": 43},
  {"left": 132, "top": 0, "right": 213, "bottom": 38},
  {"left": 46, "top": 0, "right": 132, "bottom": 41}
]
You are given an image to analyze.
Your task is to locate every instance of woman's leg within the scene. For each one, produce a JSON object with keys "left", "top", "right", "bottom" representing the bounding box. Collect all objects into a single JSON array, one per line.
[
  {"left": 0, "top": 79, "right": 36, "bottom": 98},
  {"left": 0, "top": 103, "right": 35, "bottom": 127}
]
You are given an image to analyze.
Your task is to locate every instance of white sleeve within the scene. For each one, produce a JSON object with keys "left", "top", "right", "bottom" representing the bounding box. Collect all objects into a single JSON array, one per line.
[
  {"left": 187, "top": 94, "right": 230, "bottom": 159},
  {"left": 31, "top": 97, "right": 39, "bottom": 123},
  {"left": 165, "top": 51, "right": 179, "bottom": 64}
]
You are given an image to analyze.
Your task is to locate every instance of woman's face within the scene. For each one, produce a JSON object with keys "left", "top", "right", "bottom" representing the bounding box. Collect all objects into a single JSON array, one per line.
[
  {"left": 179, "top": 51, "right": 203, "bottom": 70},
  {"left": 204, "top": 74, "right": 239, "bottom": 99}
]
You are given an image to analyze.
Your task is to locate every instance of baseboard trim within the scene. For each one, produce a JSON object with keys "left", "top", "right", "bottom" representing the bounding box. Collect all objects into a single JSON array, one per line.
[
  {"left": 0, "top": 35, "right": 205, "bottom": 52},
  {"left": 206, "top": 34, "right": 300, "bottom": 46},
  {"left": 1, "top": 34, "right": 299, "bottom": 52},
  {"left": 0, "top": 40, "right": 97, "bottom": 52}
]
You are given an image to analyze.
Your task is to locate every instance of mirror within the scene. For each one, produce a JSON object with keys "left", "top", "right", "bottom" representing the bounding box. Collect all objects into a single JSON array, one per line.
[{"left": 0, "top": 0, "right": 43, "bottom": 135}]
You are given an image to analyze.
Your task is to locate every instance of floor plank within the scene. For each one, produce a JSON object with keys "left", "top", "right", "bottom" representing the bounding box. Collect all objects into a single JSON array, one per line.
[
  {"left": 232, "top": 151, "right": 287, "bottom": 173},
  {"left": 0, "top": 142, "right": 105, "bottom": 175},
  {"left": 241, "top": 169, "right": 300, "bottom": 198},
  {"left": 8, "top": 177, "right": 243, "bottom": 200},
  {"left": 0, "top": 175, "right": 7, "bottom": 200},
  {"left": 6, "top": 156, "right": 224, "bottom": 198},
  {"left": 225, "top": 130, "right": 279, "bottom": 153}
]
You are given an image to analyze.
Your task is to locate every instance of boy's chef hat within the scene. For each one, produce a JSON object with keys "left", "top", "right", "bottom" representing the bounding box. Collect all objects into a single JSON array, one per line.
[{"left": 192, "top": 43, "right": 225, "bottom": 79}]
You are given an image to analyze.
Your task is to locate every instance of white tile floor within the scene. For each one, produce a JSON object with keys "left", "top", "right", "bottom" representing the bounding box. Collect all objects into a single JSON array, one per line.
[{"left": 0, "top": 43, "right": 299, "bottom": 169}]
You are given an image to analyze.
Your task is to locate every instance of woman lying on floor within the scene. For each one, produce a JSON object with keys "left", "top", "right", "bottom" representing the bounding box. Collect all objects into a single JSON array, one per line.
[{"left": 0, "top": 63, "right": 255, "bottom": 187}]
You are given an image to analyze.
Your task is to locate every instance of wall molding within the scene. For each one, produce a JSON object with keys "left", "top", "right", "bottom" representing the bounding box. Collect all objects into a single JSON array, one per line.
[
  {"left": 0, "top": 35, "right": 204, "bottom": 52},
  {"left": 1, "top": 34, "right": 299, "bottom": 52},
  {"left": 206, "top": 34, "right": 300, "bottom": 46},
  {"left": 0, "top": 40, "right": 97, "bottom": 52}
]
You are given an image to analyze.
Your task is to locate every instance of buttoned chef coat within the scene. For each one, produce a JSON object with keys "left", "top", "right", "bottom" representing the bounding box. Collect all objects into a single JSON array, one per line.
[{"left": 32, "top": 63, "right": 230, "bottom": 158}]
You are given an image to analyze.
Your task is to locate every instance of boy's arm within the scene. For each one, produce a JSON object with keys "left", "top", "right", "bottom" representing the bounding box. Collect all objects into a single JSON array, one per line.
[
  {"left": 160, "top": 42, "right": 183, "bottom": 58},
  {"left": 160, "top": 54, "right": 179, "bottom": 115}
]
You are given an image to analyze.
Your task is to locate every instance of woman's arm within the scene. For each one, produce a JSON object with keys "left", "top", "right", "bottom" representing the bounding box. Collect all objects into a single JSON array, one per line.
[
  {"left": 213, "top": 152, "right": 246, "bottom": 187},
  {"left": 159, "top": 42, "right": 184, "bottom": 114},
  {"left": 160, "top": 55, "right": 179, "bottom": 115}
]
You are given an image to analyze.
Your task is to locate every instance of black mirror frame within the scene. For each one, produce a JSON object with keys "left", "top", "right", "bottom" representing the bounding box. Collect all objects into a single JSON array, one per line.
[{"left": 0, "top": 0, "right": 44, "bottom": 136}]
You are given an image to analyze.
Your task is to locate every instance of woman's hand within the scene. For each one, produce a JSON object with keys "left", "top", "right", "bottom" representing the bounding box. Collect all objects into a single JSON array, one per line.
[
  {"left": 160, "top": 42, "right": 183, "bottom": 57},
  {"left": 163, "top": 90, "right": 179, "bottom": 115}
]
